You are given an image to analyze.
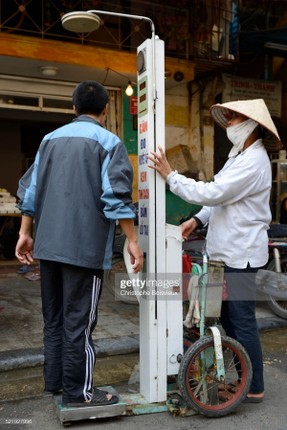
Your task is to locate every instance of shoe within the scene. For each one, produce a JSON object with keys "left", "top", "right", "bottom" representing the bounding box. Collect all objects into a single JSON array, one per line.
[
  {"left": 64, "top": 388, "right": 118, "bottom": 407},
  {"left": 243, "top": 393, "right": 264, "bottom": 403},
  {"left": 43, "top": 389, "right": 63, "bottom": 397},
  {"left": 24, "top": 271, "right": 41, "bottom": 281},
  {"left": 17, "top": 265, "right": 34, "bottom": 274}
]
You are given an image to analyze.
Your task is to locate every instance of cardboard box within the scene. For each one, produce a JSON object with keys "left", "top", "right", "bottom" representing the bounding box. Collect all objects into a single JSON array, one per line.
[{"left": 166, "top": 144, "right": 196, "bottom": 175}]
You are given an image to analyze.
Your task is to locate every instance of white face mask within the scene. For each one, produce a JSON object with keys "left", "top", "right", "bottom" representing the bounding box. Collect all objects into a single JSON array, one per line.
[{"left": 227, "top": 118, "right": 258, "bottom": 157}]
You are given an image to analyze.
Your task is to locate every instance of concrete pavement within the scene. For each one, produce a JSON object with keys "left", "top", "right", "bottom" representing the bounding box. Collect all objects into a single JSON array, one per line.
[
  {"left": 1, "top": 327, "right": 287, "bottom": 429},
  {"left": 1, "top": 260, "right": 287, "bottom": 402},
  {"left": 0, "top": 261, "right": 140, "bottom": 401},
  {"left": 0, "top": 262, "right": 139, "bottom": 363}
]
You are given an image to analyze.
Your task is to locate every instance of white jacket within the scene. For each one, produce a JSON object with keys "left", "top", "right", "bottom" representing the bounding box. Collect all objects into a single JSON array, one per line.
[{"left": 167, "top": 140, "right": 271, "bottom": 268}]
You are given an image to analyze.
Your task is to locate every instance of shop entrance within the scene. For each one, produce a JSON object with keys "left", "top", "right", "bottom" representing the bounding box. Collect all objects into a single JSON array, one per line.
[{"left": 0, "top": 78, "right": 121, "bottom": 260}]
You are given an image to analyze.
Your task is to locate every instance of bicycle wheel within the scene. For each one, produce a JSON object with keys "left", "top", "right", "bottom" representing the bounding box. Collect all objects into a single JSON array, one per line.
[
  {"left": 178, "top": 335, "right": 252, "bottom": 417},
  {"left": 266, "top": 256, "right": 287, "bottom": 319}
]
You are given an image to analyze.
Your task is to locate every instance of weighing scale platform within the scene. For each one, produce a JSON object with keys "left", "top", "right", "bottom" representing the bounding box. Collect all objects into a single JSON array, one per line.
[{"left": 54, "top": 386, "right": 126, "bottom": 426}]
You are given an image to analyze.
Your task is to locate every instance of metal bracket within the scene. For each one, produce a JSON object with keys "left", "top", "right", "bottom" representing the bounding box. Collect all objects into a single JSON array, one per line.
[{"left": 206, "top": 326, "right": 226, "bottom": 381}]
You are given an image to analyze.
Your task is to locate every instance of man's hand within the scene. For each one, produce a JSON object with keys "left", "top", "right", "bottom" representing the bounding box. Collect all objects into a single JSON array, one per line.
[
  {"left": 15, "top": 234, "right": 34, "bottom": 265},
  {"left": 118, "top": 219, "right": 144, "bottom": 273},
  {"left": 127, "top": 241, "right": 144, "bottom": 273},
  {"left": 15, "top": 215, "right": 34, "bottom": 264}
]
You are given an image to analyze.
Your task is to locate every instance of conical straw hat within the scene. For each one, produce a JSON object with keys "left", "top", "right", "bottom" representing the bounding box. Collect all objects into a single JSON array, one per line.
[{"left": 210, "top": 99, "right": 282, "bottom": 151}]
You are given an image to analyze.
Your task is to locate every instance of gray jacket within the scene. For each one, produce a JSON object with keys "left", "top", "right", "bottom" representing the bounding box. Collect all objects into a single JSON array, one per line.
[{"left": 17, "top": 115, "right": 135, "bottom": 270}]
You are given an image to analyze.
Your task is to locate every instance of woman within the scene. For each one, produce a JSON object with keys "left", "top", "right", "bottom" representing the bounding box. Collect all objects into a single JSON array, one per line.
[{"left": 148, "top": 98, "right": 282, "bottom": 403}]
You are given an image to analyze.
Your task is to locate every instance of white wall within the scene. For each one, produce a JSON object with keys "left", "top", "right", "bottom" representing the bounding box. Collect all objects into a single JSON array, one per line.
[{"left": 165, "top": 80, "right": 214, "bottom": 180}]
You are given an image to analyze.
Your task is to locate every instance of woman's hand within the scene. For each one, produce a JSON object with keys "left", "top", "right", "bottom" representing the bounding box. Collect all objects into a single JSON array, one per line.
[
  {"left": 181, "top": 217, "right": 199, "bottom": 241},
  {"left": 147, "top": 146, "right": 173, "bottom": 180}
]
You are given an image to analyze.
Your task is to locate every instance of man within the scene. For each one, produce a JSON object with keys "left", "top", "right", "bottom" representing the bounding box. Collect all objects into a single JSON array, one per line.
[
  {"left": 15, "top": 80, "right": 143, "bottom": 407},
  {"left": 148, "top": 99, "right": 281, "bottom": 403}
]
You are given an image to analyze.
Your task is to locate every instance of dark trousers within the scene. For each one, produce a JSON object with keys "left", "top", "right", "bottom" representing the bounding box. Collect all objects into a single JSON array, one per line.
[
  {"left": 40, "top": 260, "right": 103, "bottom": 403},
  {"left": 220, "top": 265, "right": 264, "bottom": 394}
]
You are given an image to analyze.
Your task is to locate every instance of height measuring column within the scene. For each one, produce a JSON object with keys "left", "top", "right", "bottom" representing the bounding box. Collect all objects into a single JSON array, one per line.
[{"left": 137, "top": 36, "right": 182, "bottom": 403}]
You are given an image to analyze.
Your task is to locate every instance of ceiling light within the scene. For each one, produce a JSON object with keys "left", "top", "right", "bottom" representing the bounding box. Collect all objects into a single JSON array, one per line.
[
  {"left": 40, "top": 66, "right": 59, "bottom": 76},
  {"left": 125, "top": 81, "right": 134, "bottom": 97}
]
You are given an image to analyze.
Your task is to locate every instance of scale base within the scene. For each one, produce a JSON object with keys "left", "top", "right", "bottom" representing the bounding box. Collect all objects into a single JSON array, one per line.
[{"left": 55, "top": 386, "right": 126, "bottom": 426}]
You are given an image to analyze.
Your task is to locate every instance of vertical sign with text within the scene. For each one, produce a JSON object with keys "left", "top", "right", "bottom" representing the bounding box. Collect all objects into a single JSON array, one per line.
[{"left": 137, "top": 38, "right": 166, "bottom": 403}]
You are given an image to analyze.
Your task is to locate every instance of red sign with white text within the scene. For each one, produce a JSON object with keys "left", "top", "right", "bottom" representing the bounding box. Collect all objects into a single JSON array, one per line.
[{"left": 130, "top": 96, "right": 138, "bottom": 115}]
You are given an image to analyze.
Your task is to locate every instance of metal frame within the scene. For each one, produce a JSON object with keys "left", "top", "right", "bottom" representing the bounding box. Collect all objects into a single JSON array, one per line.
[{"left": 0, "top": 0, "right": 242, "bottom": 65}]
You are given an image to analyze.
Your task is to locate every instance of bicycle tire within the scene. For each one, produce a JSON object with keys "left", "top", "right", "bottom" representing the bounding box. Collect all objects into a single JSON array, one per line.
[
  {"left": 266, "top": 257, "right": 287, "bottom": 319},
  {"left": 178, "top": 335, "right": 252, "bottom": 417}
]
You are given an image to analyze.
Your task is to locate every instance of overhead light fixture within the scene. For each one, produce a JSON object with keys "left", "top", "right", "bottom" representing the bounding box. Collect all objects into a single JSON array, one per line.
[
  {"left": 61, "top": 10, "right": 155, "bottom": 98},
  {"left": 40, "top": 66, "right": 59, "bottom": 76},
  {"left": 62, "top": 11, "right": 101, "bottom": 33},
  {"left": 125, "top": 81, "right": 134, "bottom": 96},
  {"left": 61, "top": 9, "right": 156, "bottom": 101}
]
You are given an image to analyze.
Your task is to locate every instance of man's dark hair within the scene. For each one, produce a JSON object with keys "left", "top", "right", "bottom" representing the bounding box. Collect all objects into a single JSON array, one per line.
[{"left": 72, "top": 80, "right": 109, "bottom": 116}]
